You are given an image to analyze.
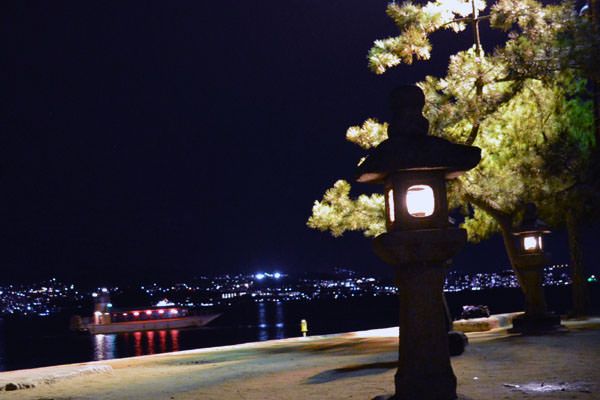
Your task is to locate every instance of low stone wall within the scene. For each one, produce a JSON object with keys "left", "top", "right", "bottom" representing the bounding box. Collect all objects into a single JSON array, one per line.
[
  {"left": 0, "top": 364, "right": 112, "bottom": 391},
  {"left": 453, "top": 312, "right": 524, "bottom": 332}
]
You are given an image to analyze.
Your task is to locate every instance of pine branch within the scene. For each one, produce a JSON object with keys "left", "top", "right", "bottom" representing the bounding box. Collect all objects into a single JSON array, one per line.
[
  {"left": 441, "top": 14, "right": 491, "bottom": 27},
  {"left": 462, "top": 189, "right": 512, "bottom": 230}
]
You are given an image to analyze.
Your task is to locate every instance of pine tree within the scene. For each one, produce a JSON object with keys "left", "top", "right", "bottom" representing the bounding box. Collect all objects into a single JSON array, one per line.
[{"left": 308, "top": 0, "right": 596, "bottom": 315}]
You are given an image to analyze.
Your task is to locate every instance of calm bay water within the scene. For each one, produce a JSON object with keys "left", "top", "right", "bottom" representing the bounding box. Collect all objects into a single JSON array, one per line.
[{"left": 0, "top": 286, "right": 597, "bottom": 372}]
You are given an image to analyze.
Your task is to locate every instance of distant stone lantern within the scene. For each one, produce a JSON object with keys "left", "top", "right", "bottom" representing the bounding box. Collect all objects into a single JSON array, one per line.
[
  {"left": 357, "top": 86, "right": 480, "bottom": 400},
  {"left": 513, "top": 204, "right": 550, "bottom": 255},
  {"left": 510, "top": 203, "right": 561, "bottom": 333}
]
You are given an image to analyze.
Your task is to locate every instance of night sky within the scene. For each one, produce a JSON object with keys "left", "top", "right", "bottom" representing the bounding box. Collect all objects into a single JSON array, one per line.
[{"left": 4, "top": 1, "right": 599, "bottom": 285}]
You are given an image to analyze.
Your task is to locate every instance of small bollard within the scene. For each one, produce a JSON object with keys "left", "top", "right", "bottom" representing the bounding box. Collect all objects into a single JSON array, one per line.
[{"left": 300, "top": 319, "right": 308, "bottom": 337}]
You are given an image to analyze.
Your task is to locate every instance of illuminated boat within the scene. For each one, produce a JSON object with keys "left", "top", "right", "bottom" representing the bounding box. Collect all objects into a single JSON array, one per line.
[{"left": 78, "top": 290, "right": 221, "bottom": 334}]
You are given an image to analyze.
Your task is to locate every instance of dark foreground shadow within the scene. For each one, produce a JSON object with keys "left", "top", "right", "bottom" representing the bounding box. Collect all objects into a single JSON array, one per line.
[{"left": 306, "top": 361, "right": 398, "bottom": 384}]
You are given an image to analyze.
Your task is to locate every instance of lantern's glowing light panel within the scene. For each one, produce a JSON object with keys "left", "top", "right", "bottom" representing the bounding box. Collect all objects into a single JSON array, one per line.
[
  {"left": 523, "top": 235, "right": 542, "bottom": 251},
  {"left": 387, "top": 189, "right": 395, "bottom": 222},
  {"left": 406, "top": 185, "right": 435, "bottom": 217}
]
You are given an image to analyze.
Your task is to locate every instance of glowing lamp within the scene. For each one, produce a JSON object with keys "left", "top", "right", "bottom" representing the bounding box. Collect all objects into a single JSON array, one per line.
[
  {"left": 387, "top": 189, "right": 395, "bottom": 222},
  {"left": 170, "top": 308, "right": 178, "bottom": 314},
  {"left": 158, "top": 309, "right": 165, "bottom": 314},
  {"left": 406, "top": 185, "right": 435, "bottom": 217},
  {"left": 145, "top": 310, "right": 152, "bottom": 315},
  {"left": 523, "top": 235, "right": 542, "bottom": 252},
  {"left": 513, "top": 204, "right": 550, "bottom": 256},
  {"left": 133, "top": 311, "right": 140, "bottom": 317}
]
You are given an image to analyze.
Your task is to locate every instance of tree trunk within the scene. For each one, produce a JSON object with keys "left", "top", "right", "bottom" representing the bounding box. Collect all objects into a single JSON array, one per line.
[
  {"left": 591, "top": 0, "right": 600, "bottom": 144},
  {"left": 499, "top": 225, "right": 526, "bottom": 290},
  {"left": 461, "top": 192, "right": 555, "bottom": 318},
  {"left": 566, "top": 209, "right": 590, "bottom": 317}
]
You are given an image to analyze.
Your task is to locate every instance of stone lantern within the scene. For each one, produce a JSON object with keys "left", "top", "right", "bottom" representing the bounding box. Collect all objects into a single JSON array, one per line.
[
  {"left": 357, "top": 86, "right": 480, "bottom": 400},
  {"left": 510, "top": 203, "right": 561, "bottom": 333},
  {"left": 513, "top": 204, "right": 550, "bottom": 255}
]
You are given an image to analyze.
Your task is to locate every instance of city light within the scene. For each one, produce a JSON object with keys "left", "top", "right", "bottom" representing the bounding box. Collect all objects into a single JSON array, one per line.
[
  {"left": 0, "top": 266, "right": 579, "bottom": 317},
  {"left": 255, "top": 273, "right": 265, "bottom": 280}
]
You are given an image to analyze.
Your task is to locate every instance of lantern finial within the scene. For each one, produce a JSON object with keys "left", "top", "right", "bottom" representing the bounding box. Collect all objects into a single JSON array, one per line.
[
  {"left": 516, "top": 203, "right": 550, "bottom": 234},
  {"left": 388, "top": 85, "right": 429, "bottom": 139}
]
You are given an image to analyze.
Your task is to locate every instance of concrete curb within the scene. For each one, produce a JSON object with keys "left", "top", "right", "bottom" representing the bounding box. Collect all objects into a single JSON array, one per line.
[
  {"left": 0, "top": 364, "right": 112, "bottom": 391},
  {"left": 453, "top": 312, "right": 524, "bottom": 332}
]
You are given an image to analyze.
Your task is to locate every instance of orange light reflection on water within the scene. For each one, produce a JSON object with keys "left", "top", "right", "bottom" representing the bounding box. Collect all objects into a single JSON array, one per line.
[
  {"left": 158, "top": 330, "right": 167, "bottom": 353},
  {"left": 147, "top": 331, "right": 155, "bottom": 355},
  {"left": 170, "top": 329, "right": 180, "bottom": 352},
  {"left": 133, "top": 331, "right": 142, "bottom": 356}
]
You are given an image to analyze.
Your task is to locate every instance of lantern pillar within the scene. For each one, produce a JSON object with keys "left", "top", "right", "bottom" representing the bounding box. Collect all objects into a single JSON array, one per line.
[
  {"left": 515, "top": 253, "right": 549, "bottom": 317},
  {"left": 510, "top": 252, "right": 562, "bottom": 333},
  {"left": 374, "top": 229, "right": 466, "bottom": 399}
]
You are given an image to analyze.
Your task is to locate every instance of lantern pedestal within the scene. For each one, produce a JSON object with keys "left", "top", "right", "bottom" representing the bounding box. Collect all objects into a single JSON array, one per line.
[
  {"left": 373, "top": 228, "right": 466, "bottom": 400},
  {"left": 510, "top": 313, "right": 562, "bottom": 333},
  {"left": 509, "top": 254, "right": 562, "bottom": 334}
]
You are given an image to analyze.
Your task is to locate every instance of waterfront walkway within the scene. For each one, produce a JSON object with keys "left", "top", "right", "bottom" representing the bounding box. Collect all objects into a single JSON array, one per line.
[{"left": 1, "top": 318, "right": 599, "bottom": 399}]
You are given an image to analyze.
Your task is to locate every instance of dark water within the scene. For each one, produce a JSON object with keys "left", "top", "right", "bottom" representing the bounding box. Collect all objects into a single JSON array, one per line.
[{"left": 0, "top": 285, "right": 598, "bottom": 372}]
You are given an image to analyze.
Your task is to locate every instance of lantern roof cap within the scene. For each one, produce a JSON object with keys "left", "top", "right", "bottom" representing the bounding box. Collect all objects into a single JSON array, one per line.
[
  {"left": 356, "top": 86, "right": 481, "bottom": 184},
  {"left": 513, "top": 203, "right": 551, "bottom": 235}
]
